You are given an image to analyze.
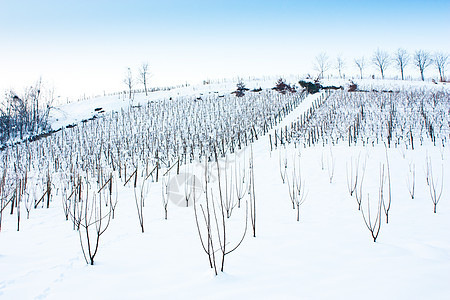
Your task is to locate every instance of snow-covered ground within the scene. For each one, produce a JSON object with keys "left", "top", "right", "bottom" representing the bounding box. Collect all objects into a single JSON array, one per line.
[{"left": 1, "top": 78, "right": 449, "bottom": 299}]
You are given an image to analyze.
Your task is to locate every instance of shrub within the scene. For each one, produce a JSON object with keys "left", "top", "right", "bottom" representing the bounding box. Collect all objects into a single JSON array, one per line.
[
  {"left": 273, "top": 78, "right": 296, "bottom": 94},
  {"left": 298, "top": 80, "right": 321, "bottom": 94}
]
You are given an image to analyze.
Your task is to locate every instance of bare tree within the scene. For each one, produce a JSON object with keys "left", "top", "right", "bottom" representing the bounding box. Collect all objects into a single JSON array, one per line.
[
  {"left": 214, "top": 149, "right": 248, "bottom": 272},
  {"left": 326, "top": 148, "right": 335, "bottom": 184},
  {"left": 279, "top": 148, "right": 288, "bottom": 184},
  {"left": 193, "top": 161, "right": 218, "bottom": 275},
  {"left": 382, "top": 150, "right": 392, "bottom": 224},
  {"left": 0, "top": 168, "right": 8, "bottom": 232},
  {"left": 249, "top": 146, "right": 256, "bottom": 237},
  {"left": 406, "top": 162, "right": 415, "bottom": 200},
  {"left": 194, "top": 156, "right": 248, "bottom": 275},
  {"left": 354, "top": 157, "right": 366, "bottom": 211},
  {"left": 346, "top": 155, "right": 359, "bottom": 197},
  {"left": 134, "top": 169, "right": 148, "bottom": 232},
  {"left": 336, "top": 54, "right": 345, "bottom": 78},
  {"left": 234, "top": 152, "right": 248, "bottom": 208},
  {"left": 286, "top": 154, "right": 307, "bottom": 221},
  {"left": 434, "top": 52, "right": 448, "bottom": 82},
  {"left": 109, "top": 173, "right": 119, "bottom": 219},
  {"left": 71, "top": 179, "right": 112, "bottom": 265},
  {"left": 414, "top": 50, "right": 432, "bottom": 81},
  {"left": 183, "top": 164, "right": 193, "bottom": 207},
  {"left": 162, "top": 175, "right": 170, "bottom": 220},
  {"left": 124, "top": 67, "right": 134, "bottom": 100},
  {"left": 361, "top": 164, "right": 384, "bottom": 242},
  {"left": 426, "top": 158, "right": 443, "bottom": 213},
  {"left": 314, "top": 52, "right": 331, "bottom": 79},
  {"left": 223, "top": 160, "right": 237, "bottom": 218},
  {"left": 372, "top": 49, "right": 390, "bottom": 79},
  {"left": 139, "top": 62, "right": 149, "bottom": 96},
  {"left": 395, "top": 48, "right": 409, "bottom": 80},
  {"left": 354, "top": 57, "right": 365, "bottom": 79}
]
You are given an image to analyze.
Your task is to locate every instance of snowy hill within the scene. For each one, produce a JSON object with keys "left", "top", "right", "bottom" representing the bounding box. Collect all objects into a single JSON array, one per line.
[{"left": 1, "top": 78, "right": 449, "bottom": 299}]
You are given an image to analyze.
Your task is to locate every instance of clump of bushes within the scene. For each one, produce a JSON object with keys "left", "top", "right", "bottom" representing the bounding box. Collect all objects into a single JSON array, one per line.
[
  {"left": 273, "top": 78, "right": 296, "bottom": 94},
  {"left": 348, "top": 81, "right": 358, "bottom": 92},
  {"left": 298, "top": 80, "right": 321, "bottom": 94},
  {"left": 1, "top": 81, "right": 52, "bottom": 144}
]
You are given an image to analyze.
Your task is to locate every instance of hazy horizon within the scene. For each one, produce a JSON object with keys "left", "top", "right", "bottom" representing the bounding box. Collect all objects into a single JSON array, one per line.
[{"left": 1, "top": 0, "right": 449, "bottom": 101}]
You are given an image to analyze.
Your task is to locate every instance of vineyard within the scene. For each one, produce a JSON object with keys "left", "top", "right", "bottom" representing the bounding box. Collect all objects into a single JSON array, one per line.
[{"left": 1, "top": 80, "right": 449, "bottom": 299}]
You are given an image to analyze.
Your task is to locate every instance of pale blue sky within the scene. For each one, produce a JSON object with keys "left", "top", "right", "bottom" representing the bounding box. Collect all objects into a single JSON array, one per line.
[{"left": 1, "top": 0, "right": 449, "bottom": 100}]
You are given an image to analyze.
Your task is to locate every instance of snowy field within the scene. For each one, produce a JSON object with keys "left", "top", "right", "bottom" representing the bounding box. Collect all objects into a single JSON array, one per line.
[{"left": 1, "top": 78, "right": 450, "bottom": 299}]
